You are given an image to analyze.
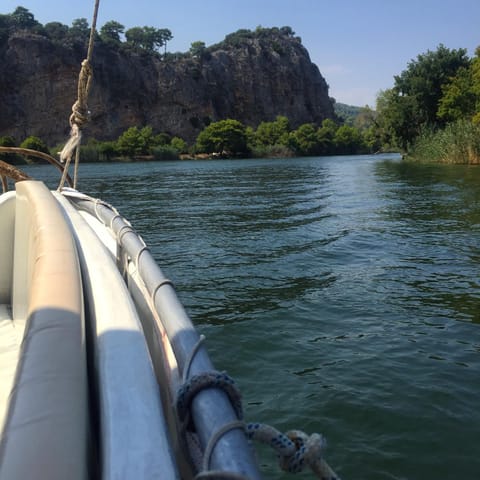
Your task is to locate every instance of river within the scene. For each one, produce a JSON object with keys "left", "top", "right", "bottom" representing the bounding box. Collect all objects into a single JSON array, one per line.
[{"left": 26, "top": 153, "right": 480, "bottom": 479}]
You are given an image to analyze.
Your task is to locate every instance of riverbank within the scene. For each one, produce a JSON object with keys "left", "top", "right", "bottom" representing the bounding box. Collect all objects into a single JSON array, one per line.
[{"left": 406, "top": 120, "right": 480, "bottom": 164}]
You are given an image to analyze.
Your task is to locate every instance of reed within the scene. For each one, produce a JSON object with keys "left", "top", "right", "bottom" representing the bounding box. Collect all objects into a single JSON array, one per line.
[{"left": 408, "top": 120, "right": 480, "bottom": 164}]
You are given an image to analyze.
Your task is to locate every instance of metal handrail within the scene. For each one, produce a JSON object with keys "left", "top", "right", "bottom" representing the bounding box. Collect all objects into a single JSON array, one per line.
[{"left": 64, "top": 190, "right": 263, "bottom": 479}]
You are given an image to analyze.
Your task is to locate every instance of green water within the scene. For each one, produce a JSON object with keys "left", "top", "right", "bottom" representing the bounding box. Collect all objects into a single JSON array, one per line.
[{"left": 28, "top": 154, "right": 480, "bottom": 479}]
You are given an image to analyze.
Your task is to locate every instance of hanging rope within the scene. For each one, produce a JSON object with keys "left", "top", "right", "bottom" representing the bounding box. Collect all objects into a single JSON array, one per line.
[{"left": 58, "top": 0, "right": 100, "bottom": 190}]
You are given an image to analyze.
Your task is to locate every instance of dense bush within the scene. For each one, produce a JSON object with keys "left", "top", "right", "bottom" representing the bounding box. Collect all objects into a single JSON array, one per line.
[
  {"left": 195, "top": 119, "right": 248, "bottom": 155},
  {"left": 151, "top": 145, "right": 179, "bottom": 160},
  {"left": 20, "top": 135, "right": 50, "bottom": 154}
]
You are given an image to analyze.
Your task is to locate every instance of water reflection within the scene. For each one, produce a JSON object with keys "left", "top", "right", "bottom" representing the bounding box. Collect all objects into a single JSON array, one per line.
[{"left": 373, "top": 160, "right": 480, "bottom": 325}]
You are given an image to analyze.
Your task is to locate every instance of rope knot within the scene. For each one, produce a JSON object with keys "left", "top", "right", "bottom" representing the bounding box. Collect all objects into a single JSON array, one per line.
[
  {"left": 59, "top": 58, "right": 93, "bottom": 167},
  {"left": 278, "top": 430, "right": 324, "bottom": 474},
  {"left": 70, "top": 99, "right": 91, "bottom": 128},
  {"left": 70, "top": 59, "right": 93, "bottom": 128},
  {"left": 246, "top": 423, "right": 339, "bottom": 479}
]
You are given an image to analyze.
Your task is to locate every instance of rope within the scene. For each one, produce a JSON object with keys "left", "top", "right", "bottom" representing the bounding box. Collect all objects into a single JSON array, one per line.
[
  {"left": 176, "top": 371, "right": 243, "bottom": 423},
  {"left": 0, "top": 147, "right": 73, "bottom": 186},
  {"left": 201, "top": 420, "right": 246, "bottom": 473},
  {"left": 246, "top": 423, "right": 340, "bottom": 479},
  {"left": 176, "top": 363, "right": 249, "bottom": 479},
  {"left": 175, "top": 357, "right": 340, "bottom": 478},
  {"left": 58, "top": 0, "right": 100, "bottom": 190},
  {"left": 176, "top": 369, "right": 240, "bottom": 468},
  {"left": 182, "top": 335, "right": 206, "bottom": 383},
  {"left": 0, "top": 160, "right": 31, "bottom": 192},
  {"left": 176, "top": 367, "right": 255, "bottom": 479}
]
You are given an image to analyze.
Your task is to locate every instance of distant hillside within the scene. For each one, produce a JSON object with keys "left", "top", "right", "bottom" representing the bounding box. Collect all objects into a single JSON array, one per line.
[
  {"left": 334, "top": 102, "right": 365, "bottom": 124},
  {"left": 0, "top": 16, "right": 336, "bottom": 144}
]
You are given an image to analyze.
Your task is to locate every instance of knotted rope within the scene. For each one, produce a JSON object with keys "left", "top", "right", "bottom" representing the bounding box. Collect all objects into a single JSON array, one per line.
[
  {"left": 58, "top": 0, "right": 100, "bottom": 190},
  {"left": 176, "top": 338, "right": 340, "bottom": 479},
  {"left": 247, "top": 423, "right": 340, "bottom": 479}
]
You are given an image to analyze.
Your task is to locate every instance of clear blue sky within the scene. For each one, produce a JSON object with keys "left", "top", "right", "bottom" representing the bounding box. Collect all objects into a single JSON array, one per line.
[{"left": 3, "top": 0, "right": 479, "bottom": 107}]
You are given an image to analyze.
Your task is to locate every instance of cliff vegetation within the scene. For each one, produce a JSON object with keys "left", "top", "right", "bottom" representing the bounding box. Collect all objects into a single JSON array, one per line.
[{"left": 0, "top": 6, "right": 338, "bottom": 153}]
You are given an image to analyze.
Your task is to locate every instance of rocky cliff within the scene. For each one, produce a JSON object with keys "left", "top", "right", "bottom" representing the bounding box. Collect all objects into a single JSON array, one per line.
[{"left": 0, "top": 27, "right": 335, "bottom": 144}]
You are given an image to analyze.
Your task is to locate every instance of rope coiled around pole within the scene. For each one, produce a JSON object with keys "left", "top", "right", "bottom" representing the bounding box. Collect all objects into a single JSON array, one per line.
[{"left": 175, "top": 339, "right": 341, "bottom": 479}]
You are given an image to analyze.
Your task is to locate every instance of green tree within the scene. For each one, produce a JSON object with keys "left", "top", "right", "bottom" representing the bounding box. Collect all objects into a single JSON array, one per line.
[
  {"left": 334, "top": 125, "right": 364, "bottom": 154},
  {"left": 354, "top": 106, "right": 377, "bottom": 131},
  {"left": 362, "top": 126, "right": 382, "bottom": 153},
  {"left": 11, "top": 6, "right": 38, "bottom": 29},
  {"left": 394, "top": 44, "right": 470, "bottom": 126},
  {"left": 289, "top": 123, "right": 320, "bottom": 156},
  {"left": 438, "top": 67, "right": 478, "bottom": 122},
  {"left": 170, "top": 137, "right": 187, "bottom": 153},
  {"left": 438, "top": 46, "right": 480, "bottom": 125},
  {"left": 116, "top": 126, "right": 154, "bottom": 156},
  {"left": 125, "top": 26, "right": 172, "bottom": 52},
  {"left": 0, "top": 136, "right": 16, "bottom": 147},
  {"left": 374, "top": 88, "right": 420, "bottom": 150},
  {"left": 473, "top": 48, "right": 480, "bottom": 124},
  {"left": 376, "top": 45, "right": 471, "bottom": 150},
  {"left": 157, "top": 28, "right": 173, "bottom": 53},
  {"left": 254, "top": 116, "right": 290, "bottom": 146},
  {"left": 125, "top": 27, "right": 143, "bottom": 48},
  {"left": 190, "top": 41, "right": 206, "bottom": 58},
  {"left": 153, "top": 132, "right": 171, "bottom": 146},
  {"left": 100, "top": 21, "right": 125, "bottom": 45},
  {"left": 140, "top": 26, "right": 160, "bottom": 51},
  {"left": 316, "top": 119, "right": 338, "bottom": 154},
  {"left": 195, "top": 119, "right": 248, "bottom": 154},
  {"left": 69, "top": 18, "right": 90, "bottom": 43},
  {"left": 20, "top": 136, "right": 49, "bottom": 154},
  {"left": 44, "top": 22, "right": 69, "bottom": 42}
]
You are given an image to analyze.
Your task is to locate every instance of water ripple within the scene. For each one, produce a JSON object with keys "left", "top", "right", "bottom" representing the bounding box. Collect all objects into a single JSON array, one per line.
[{"left": 26, "top": 155, "right": 480, "bottom": 479}]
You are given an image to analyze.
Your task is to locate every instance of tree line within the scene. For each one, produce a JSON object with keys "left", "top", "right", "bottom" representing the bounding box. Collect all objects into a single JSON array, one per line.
[
  {"left": 373, "top": 44, "right": 480, "bottom": 163},
  {"left": 0, "top": 6, "right": 173, "bottom": 54},
  {"left": 0, "top": 115, "right": 380, "bottom": 163}
]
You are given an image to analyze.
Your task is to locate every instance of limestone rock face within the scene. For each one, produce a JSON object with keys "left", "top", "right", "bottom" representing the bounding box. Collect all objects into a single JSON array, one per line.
[{"left": 0, "top": 28, "right": 335, "bottom": 144}]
